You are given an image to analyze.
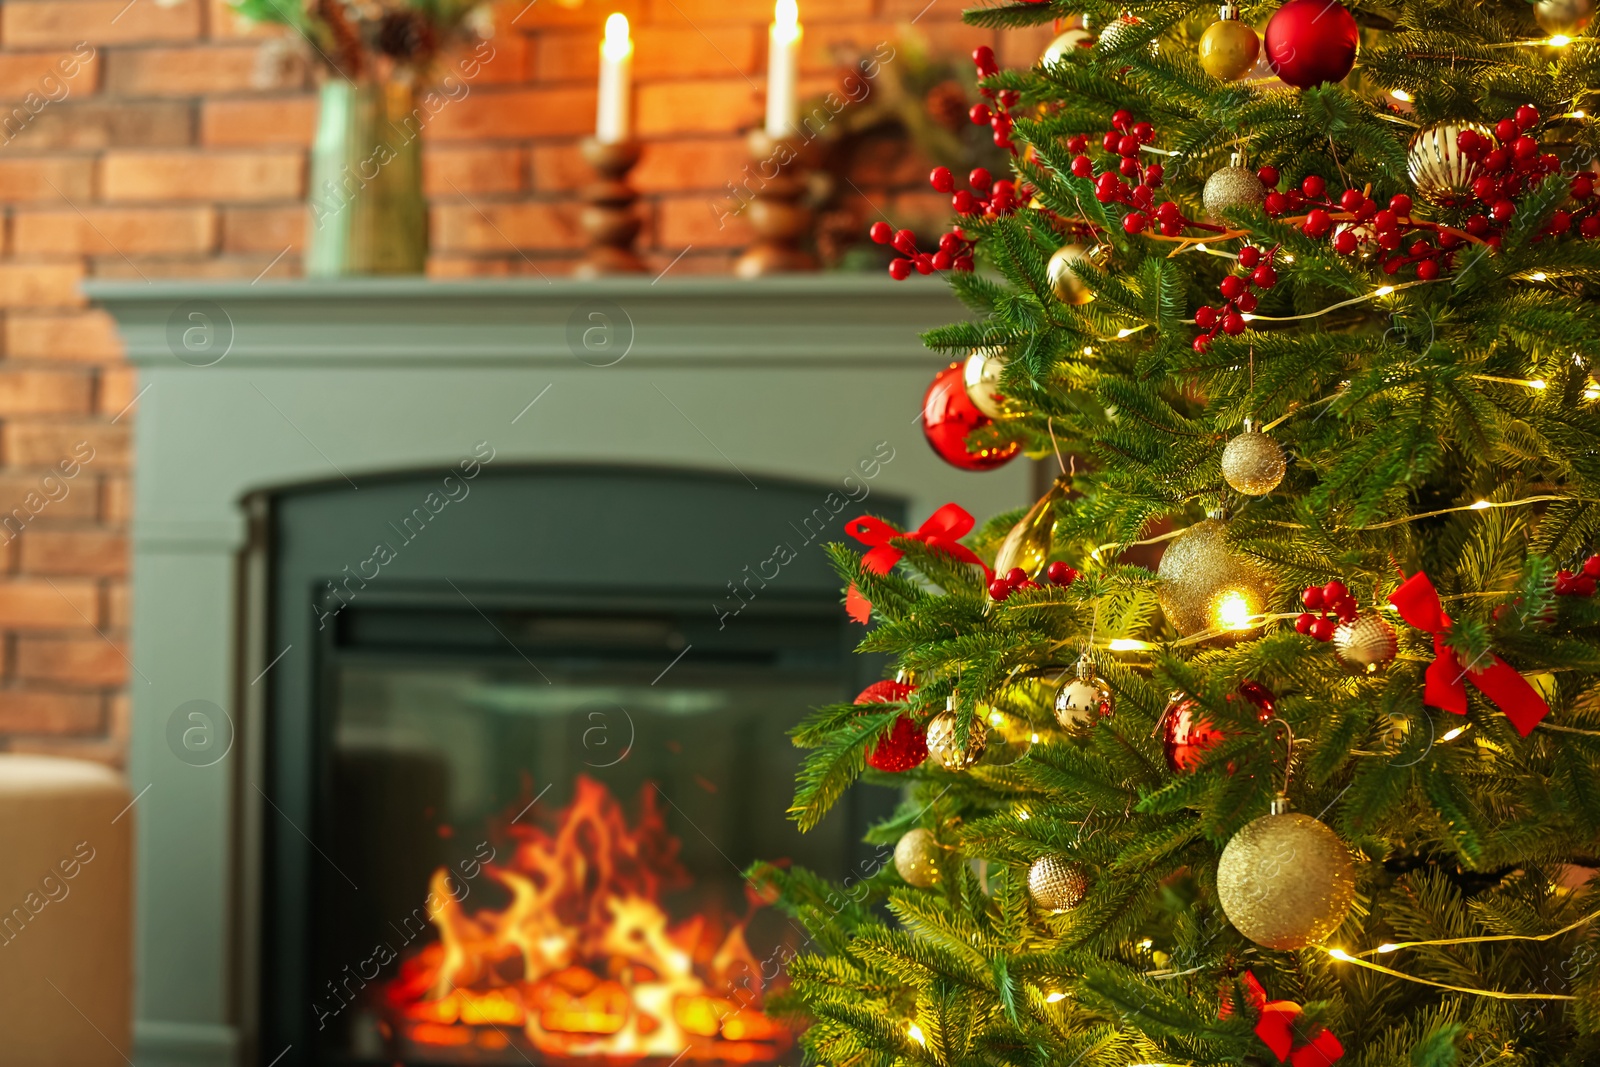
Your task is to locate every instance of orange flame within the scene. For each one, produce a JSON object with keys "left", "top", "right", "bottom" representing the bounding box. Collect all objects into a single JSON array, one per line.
[{"left": 384, "top": 776, "right": 789, "bottom": 1062}]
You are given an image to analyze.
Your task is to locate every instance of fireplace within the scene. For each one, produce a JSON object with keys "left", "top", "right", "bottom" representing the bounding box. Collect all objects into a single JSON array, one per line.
[
  {"left": 86, "top": 276, "right": 1032, "bottom": 1067},
  {"left": 257, "top": 467, "right": 891, "bottom": 1065}
]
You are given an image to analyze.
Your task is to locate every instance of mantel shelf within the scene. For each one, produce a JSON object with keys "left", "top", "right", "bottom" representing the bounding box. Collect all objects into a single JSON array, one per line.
[{"left": 86, "top": 274, "right": 965, "bottom": 368}]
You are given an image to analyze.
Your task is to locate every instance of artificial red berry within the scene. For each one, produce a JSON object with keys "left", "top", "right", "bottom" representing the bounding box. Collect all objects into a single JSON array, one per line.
[
  {"left": 1312, "top": 616, "right": 1339, "bottom": 641},
  {"left": 1145, "top": 163, "right": 1164, "bottom": 186},
  {"left": 1120, "top": 156, "right": 1142, "bottom": 177},
  {"left": 930, "top": 166, "right": 954, "bottom": 193},
  {"left": 988, "top": 578, "right": 1011, "bottom": 601},
  {"left": 1071, "top": 155, "right": 1094, "bottom": 178},
  {"left": 1333, "top": 229, "right": 1358, "bottom": 255},
  {"left": 1195, "top": 306, "right": 1218, "bottom": 328},
  {"left": 953, "top": 190, "right": 978, "bottom": 215},
  {"left": 1220, "top": 275, "right": 1246, "bottom": 299},
  {"left": 1132, "top": 121, "right": 1154, "bottom": 143},
  {"left": 1390, "top": 193, "right": 1413, "bottom": 216},
  {"left": 1160, "top": 220, "right": 1182, "bottom": 236},
  {"left": 914, "top": 254, "right": 934, "bottom": 275},
  {"left": 888, "top": 258, "right": 912, "bottom": 280},
  {"left": 1485, "top": 148, "right": 1510, "bottom": 173},
  {"left": 1131, "top": 184, "right": 1155, "bottom": 209},
  {"left": 1257, "top": 165, "right": 1280, "bottom": 187},
  {"left": 1573, "top": 174, "right": 1595, "bottom": 199},
  {"left": 1295, "top": 612, "right": 1315, "bottom": 634},
  {"left": 1492, "top": 198, "right": 1517, "bottom": 222},
  {"left": 890, "top": 229, "right": 916, "bottom": 255},
  {"left": 1466, "top": 214, "right": 1491, "bottom": 236},
  {"left": 932, "top": 250, "right": 953, "bottom": 270},
  {"left": 1263, "top": 191, "right": 1288, "bottom": 216},
  {"left": 1582, "top": 554, "right": 1600, "bottom": 578},
  {"left": 1193, "top": 334, "right": 1212, "bottom": 353},
  {"left": 969, "top": 103, "right": 992, "bottom": 125},
  {"left": 1374, "top": 209, "right": 1398, "bottom": 232},
  {"left": 1583, "top": 216, "right": 1600, "bottom": 238},
  {"left": 997, "top": 89, "right": 1020, "bottom": 109},
  {"left": 1237, "top": 246, "right": 1262, "bottom": 269},
  {"left": 1416, "top": 259, "right": 1440, "bottom": 281},
  {"left": 1236, "top": 291, "right": 1258, "bottom": 313},
  {"left": 973, "top": 45, "right": 997, "bottom": 76},
  {"left": 1066, "top": 134, "right": 1089, "bottom": 154},
  {"left": 1323, "top": 580, "right": 1348, "bottom": 602},
  {"left": 1581, "top": 576, "right": 1599, "bottom": 597},
  {"left": 1514, "top": 135, "right": 1539, "bottom": 161},
  {"left": 1339, "top": 188, "right": 1364, "bottom": 212},
  {"left": 954, "top": 255, "right": 974, "bottom": 271},
  {"left": 969, "top": 168, "right": 993, "bottom": 192},
  {"left": 1047, "top": 561, "right": 1078, "bottom": 586},
  {"left": 1303, "top": 586, "right": 1325, "bottom": 610},
  {"left": 1118, "top": 134, "right": 1141, "bottom": 157},
  {"left": 1156, "top": 200, "right": 1183, "bottom": 222},
  {"left": 1516, "top": 104, "right": 1541, "bottom": 130},
  {"left": 1303, "top": 209, "right": 1333, "bottom": 238},
  {"left": 1102, "top": 130, "right": 1121, "bottom": 152},
  {"left": 1251, "top": 264, "right": 1278, "bottom": 289},
  {"left": 1123, "top": 211, "right": 1149, "bottom": 234},
  {"left": 869, "top": 221, "right": 893, "bottom": 244},
  {"left": 1222, "top": 311, "right": 1246, "bottom": 335},
  {"left": 1112, "top": 108, "right": 1133, "bottom": 131},
  {"left": 1302, "top": 175, "right": 1327, "bottom": 199},
  {"left": 1495, "top": 118, "right": 1518, "bottom": 142},
  {"left": 1457, "top": 129, "right": 1482, "bottom": 153}
]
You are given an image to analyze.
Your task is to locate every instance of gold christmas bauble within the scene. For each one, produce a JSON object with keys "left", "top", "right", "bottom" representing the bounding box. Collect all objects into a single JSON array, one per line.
[
  {"left": 1047, "top": 243, "right": 1095, "bottom": 306},
  {"left": 1156, "top": 520, "right": 1272, "bottom": 637},
  {"left": 1199, "top": 8, "right": 1260, "bottom": 81},
  {"left": 1220, "top": 429, "right": 1286, "bottom": 495},
  {"left": 1027, "top": 854, "right": 1090, "bottom": 910},
  {"left": 1097, "top": 14, "right": 1142, "bottom": 52},
  {"left": 1217, "top": 808, "right": 1356, "bottom": 949},
  {"left": 1332, "top": 220, "right": 1377, "bottom": 261},
  {"left": 926, "top": 710, "right": 988, "bottom": 770},
  {"left": 1407, "top": 122, "right": 1494, "bottom": 208},
  {"left": 1536, "top": 0, "right": 1594, "bottom": 34},
  {"left": 1042, "top": 26, "right": 1093, "bottom": 66},
  {"left": 1054, "top": 656, "right": 1113, "bottom": 726},
  {"left": 894, "top": 828, "right": 943, "bottom": 888},
  {"left": 1333, "top": 614, "right": 1398, "bottom": 673},
  {"left": 994, "top": 476, "right": 1070, "bottom": 579},
  {"left": 1202, "top": 162, "right": 1266, "bottom": 222},
  {"left": 962, "top": 347, "right": 1007, "bottom": 419}
]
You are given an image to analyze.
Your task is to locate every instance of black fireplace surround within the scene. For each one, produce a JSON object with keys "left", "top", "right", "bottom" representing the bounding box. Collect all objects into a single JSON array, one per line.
[{"left": 255, "top": 465, "right": 900, "bottom": 1066}]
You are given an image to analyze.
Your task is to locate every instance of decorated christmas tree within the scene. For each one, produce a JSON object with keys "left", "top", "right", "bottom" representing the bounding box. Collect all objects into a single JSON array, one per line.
[{"left": 749, "top": 2, "right": 1600, "bottom": 1065}]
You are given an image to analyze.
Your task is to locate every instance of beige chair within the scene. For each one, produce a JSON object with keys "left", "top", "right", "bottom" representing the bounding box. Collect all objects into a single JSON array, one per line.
[{"left": 0, "top": 755, "right": 132, "bottom": 1067}]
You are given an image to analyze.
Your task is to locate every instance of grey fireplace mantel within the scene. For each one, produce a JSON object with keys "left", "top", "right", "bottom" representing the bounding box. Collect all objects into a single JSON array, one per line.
[{"left": 86, "top": 276, "right": 1033, "bottom": 1067}]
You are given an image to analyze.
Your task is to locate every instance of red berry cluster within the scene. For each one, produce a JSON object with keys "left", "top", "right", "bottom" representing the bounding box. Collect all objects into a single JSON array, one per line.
[
  {"left": 1192, "top": 244, "right": 1279, "bottom": 352},
  {"left": 870, "top": 219, "right": 977, "bottom": 280},
  {"left": 1262, "top": 170, "right": 1464, "bottom": 280},
  {"left": 1066, "top": 110, "right": 1168, "bottom": 235},
  {"left": 989, "top": 561, "right": 1078, "bottom": 602},
  {"left": 1294, "top": 579, "right": 1357, "bottom": 641},
  {"left": 1450, "top": 106, "right": 1599, "bottom": 241},
  {"left": 1556, "top": 555, "right": 1600, "bottom": 597},
  {"left": 968, "top": 46, "right": 1021, "bottom": 153}
]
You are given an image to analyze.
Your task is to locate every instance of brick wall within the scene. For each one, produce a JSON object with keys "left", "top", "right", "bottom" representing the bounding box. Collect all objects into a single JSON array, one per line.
[{"left": 0, "top": 0, "right": 1051, "bottom": 763}]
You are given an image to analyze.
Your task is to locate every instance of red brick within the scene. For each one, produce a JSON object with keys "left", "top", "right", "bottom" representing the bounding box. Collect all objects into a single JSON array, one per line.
[
  {"left": 5, "top": 311, "right": 123, "bottom": 361},
  {"left": 206, "top": 0, "right": 277, "bottom": 39},
  {"left": 2, "top": 0, "right": 202, "bottom": 47},
  {"left": 199, "top": 97, "right": 317, "bottom": 147},
  {"left": 0, "top": 369, "right": 94, "bottom": 415},
  {"left": 442, "top": 32, "right": 529, "bottom": 85},
  {"left": 426, "top": 255, "right": 518, "bottom": 278},
  {"left": 0, "top": 577, "right": 98, "bottom": 627},
  {"left": 657, "top": 194, "right": 752, "bottom": 249},
  {"left": 0, "top": 474, "right": 97, "bottom": 521},
  {"left": 105, "top": 44, "right": 259, "bottom": 95},
  {"left": 19, "top": 529, "right": 127, "bottom": 578},
  {"left": 537, "top": 25, "right": 759, "bottom": 83},
  {"left": 431, "top": 201, "right": 585, "bottom": 253},
  {"left": 429, "top": 87, "right": 596, "bottom": 140},
  {"left": 13, "top": 207, "right": 217, "bottom": 255},
  {"left": 647, "top": 0, "right": 862, "bottom": 23},
  {"left": 3, "top": 737, "right": 125, "bottom": 766},
  {"left": 512, "top": 0, "right": 644, "bottom": 28},
  {"left": 97, "top": 367, "right": 140, "bottom": 420},
  {"left": 424, "top": 146, "right": 524, "bottom": 196},
  {"left": 528, "top": 142, "right": 589, "bottom": 194},
  {"left": 638, "top": 79, "right": 760, "bottom": 136},
  {"left": 0, "top": 264, "right": 85, "bottom": 309},
  {"left": 100, "top": 151, "right": 304, "bottom": 202},
  {"left": 3, "top": 423, "right": 128, "bottom": 471},
  {"left": 10, "top": 100, "right": 193, "bottom": 150},
  {"left": 220, "top": 205, "right": 303, "bottom": 253},
  {"left": 0, "top": 48, "right": 102, "bottom": 97},
  {"left": 90, "top": 254, "right": 281, "bottom": 280},
  {"left": 0, "top": 690, "right": 102, "bottom": 734},
  {"left": 635, "top": 138, "right": 754, "bottom": 194},
  {"left": 0, "top": 157, "right": 95, "bottom": 202},
  {"left": 104, "top": 581, "right": 129, "bottom": 629},
  {"left": 15, "top": 635, "right": 128, "bottom": 686},
  {"left": 101, "top": 477, "right": 131, "bottom": 524}
]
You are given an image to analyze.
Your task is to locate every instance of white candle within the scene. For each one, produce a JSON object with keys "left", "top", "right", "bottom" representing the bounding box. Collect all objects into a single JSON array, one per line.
[
  {"left": 765, "top": 0, "right": 801, "bottom": 138},
  {"left": 596, "top": 12, "right": 633, "bottom": 144}
]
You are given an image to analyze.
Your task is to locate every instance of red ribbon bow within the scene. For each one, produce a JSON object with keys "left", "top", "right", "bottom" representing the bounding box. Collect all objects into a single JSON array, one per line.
[
  {"left": 1387, "top": 571, "right": 1548, "bottom": 737},
  {"left": 843, "top": 504, "right": 991, "bottom": 624},
  {"left": 1240, "top": 972, "right": 1344, "bottom": 1067}
]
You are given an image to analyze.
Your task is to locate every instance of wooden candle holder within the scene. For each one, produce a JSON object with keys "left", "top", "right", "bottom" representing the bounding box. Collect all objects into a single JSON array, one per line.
[
  {"left": 734, "top": 129, "right": 818, "bottom": 278},
  {"left": 576, "top": 137, "right": 648, "bottom": 278}
]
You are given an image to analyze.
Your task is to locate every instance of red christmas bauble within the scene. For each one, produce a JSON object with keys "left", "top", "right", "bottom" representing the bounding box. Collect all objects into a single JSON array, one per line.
[
  {"left": 856, "top": 679, "right": 927, "bottom": 772},
  {"left": 1161, "top": 681, "right": 1277, "bottom": 774},
  {"left": 1264, "top": 0, "right": 1358, "bottom": 89},
  {"left": 922, "top": 362, "right": 1021, "bottom": 471}
]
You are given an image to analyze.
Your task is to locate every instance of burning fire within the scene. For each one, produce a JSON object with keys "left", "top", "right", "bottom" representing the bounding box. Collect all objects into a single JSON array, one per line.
[{"left": 384, "top": 776, "right": 789, "bottom": 1062}]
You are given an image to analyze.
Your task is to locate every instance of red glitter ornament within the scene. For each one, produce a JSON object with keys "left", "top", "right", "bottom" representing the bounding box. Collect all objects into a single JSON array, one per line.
[
  {"left": 1264, "top": 0, "right": 1359, "bottom": 89},
  {"left": 922, "top": 362, "right": 1021, "bottom": 471},
  {"left": 856, "top": 679, "right": 927, "bottom": 772}
]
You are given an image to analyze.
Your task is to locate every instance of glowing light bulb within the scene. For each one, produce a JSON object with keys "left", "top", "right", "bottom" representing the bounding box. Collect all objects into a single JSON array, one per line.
[
  {"left": 1374, "top": 285, "right": 1395, "bottom": 297},
  {"left": 1584, "top": 385, "right": 1600, "bottom": 400},
  {"left": 1550, "top": 34, "right": 1572, "bottom": 47},
  {"left": 1107, "top": 638, "right": 1147, "bottom": 651},
  {"left": 602, "top": 13, "right": 632, "bottom": 60},
  {"left": 1377, "top": 943, "right": 1399, "bottom": 953},
  {"left": 1327, "top": 948, "right": 1351, "bottom": 961},
  {"left": 1470, "top": 499, "right": 1491, "bottom": 510},
  {"left": 1574, "top": 110, "right": 1588, "bottom": 119},
  {"left": 1214, "top": 590, "right": 1256, "bottom": 631},
  {"left": 774, "top": 0, "right": 800, "bottom": 42},
  {"left": 1441, "top": 726, "right": 1466, "bottom": 742},
  {"left": 1017, "top": 808, "right": 1030, "bottom": 820},
  {"left": 1137, "top": 938, "right": 1153, "bottom": 950},
  {"left": 1082, "top": 346, "right": 1095, "bottom": 355},
  {"left": 1390, "top": 89, "right": 1413, "bottom": 102},
  {"left": 990, "top": 711, "right": 1005, "bottom": 726},
  {"left": 1030, "top": 732, "right": 1040, "bottom": 743},
  {"left": 1530, "top": 272, "right": 1547, "bottom": 281},
  {"left": 1116, "top": 327, "right": 1135, "bottom": 338},
  {"left": 1045, "top": 991, "right": 1067, "bottom": 1003},
  {"left": 908, "top": 1023, "right": 926, "bottom": 1046},
  {"left": 1529, "top": 378, "right": 1547, "bottom": 389}
]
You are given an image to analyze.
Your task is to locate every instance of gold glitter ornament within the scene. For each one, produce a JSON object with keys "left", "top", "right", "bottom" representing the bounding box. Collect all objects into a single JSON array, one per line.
[
  {"left": 1156, "top": 519, "right": 1272, "bottom": 637},
  {"left": 1221, "top": 425, "right": 1286, "bottom": 495},
  {"left": 1333, "top": 614, "right": 1398, "bottom": 673},
  {"left": 1041, "top": 25, "right": 1093, "bottom": 66},
  {"left": 1054, "top": 655, "right": 1113, "bottom": 727},
  {"left": 1202, "top": 153, "right": 1266, "bottom": 222},
  {"left": 1097, "top": 11, "right": 1142, "bottom": 52},
  {"left": 926, "top": 703, "right": 988, "bottom": 770},
  {"left": 1535, "top": 0, "right": 1594, "bottom": 34},
  {"left": 994, "top": 475, "right": 1070, "bottom": 579},
  {"left": 1027, "top": 855, "right": 1090, "bottom": 910},
  {"left": 962, "top": 347, "right": 1008, "bottom": 419},
  {"left": 1216, "top": 796, "right": 1356, "bottom": 949},
  {"left": 1199, "top": 4, "right": 1260, "bottom": 81},
  {"left": 1046, "top": 243, "right": 1095, "bottom": 306},
  {"left": 1407, "top": 122, "right": 1494, "bottom": 208},
  {"left": 894, "top": 828, "right": 944, "bottom": 888}
]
